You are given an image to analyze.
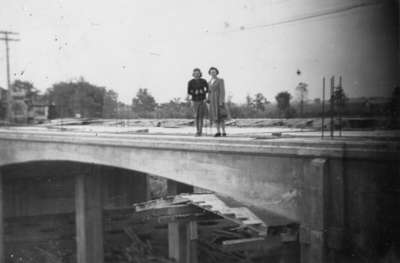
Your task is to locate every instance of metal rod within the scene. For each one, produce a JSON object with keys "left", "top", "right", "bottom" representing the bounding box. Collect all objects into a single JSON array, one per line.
[
  {"left": 339, "top": 76, "right": 343, "bottom": 137},
  {"left": 330, "top": 76, "right": 335, "bottom": 138},
  {"left": 321, "top": 77, "right": 325, "bottom": 138}
]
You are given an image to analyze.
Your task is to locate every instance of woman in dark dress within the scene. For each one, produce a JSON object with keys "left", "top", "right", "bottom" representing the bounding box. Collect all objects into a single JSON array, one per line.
[
  {"left": 188, "top": 68, "right": 209, "bottom": 136},
  {"left": 208, "top": 67, "right": 227, "bottom": 137}
]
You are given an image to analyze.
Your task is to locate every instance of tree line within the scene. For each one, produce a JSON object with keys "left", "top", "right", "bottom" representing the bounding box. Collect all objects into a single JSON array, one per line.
[{"left": 1, "top": 78, "right": 398, "bottom": 120}]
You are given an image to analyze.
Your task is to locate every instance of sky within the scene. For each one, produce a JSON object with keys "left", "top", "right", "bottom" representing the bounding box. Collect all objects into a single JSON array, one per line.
[{"left": 0, "top": 0, "right": 398, "bottom": 103}]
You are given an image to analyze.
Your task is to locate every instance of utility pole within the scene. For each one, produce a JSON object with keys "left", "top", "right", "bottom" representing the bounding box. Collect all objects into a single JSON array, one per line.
[{"left": 0, "top": 30, "right": 20, "bottom": 123}]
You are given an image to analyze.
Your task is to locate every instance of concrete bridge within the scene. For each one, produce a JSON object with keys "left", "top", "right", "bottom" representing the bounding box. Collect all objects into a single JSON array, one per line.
[{"left": 0, "top": 128, "right": 399, "bottom": 262}]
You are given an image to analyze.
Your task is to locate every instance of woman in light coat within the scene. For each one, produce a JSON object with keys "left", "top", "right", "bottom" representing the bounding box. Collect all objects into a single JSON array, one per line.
[{"left": 207, "top": 67, "right": 227, "bottom": 137}]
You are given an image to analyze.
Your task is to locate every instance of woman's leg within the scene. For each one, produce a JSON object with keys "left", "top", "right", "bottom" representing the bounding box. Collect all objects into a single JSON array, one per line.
[
  {"left": 198, "top": 102, "right": 205, "bottom": 135},
  {"left": 195, "top": 103, "right": 200, "bottom": 135},
  {"left": 221, "top": 120, "right": 226, "bottom": 134},
  {"left": 196, "top": 115, "right": 200, "bottom": 134},
  {"left": 216, "top": 121, "right": 221, "bottom": 134}
]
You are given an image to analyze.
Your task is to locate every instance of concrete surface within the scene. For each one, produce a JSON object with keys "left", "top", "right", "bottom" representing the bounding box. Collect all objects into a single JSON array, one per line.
[
  {"left": 0, "top": 127, "right": 399, "bottom": 261},
  {"left": 0, "top": 128, "right": 398, "bottom": 221}
]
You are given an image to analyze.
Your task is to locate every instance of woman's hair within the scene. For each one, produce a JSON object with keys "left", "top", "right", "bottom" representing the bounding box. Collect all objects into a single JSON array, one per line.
[
  {"left": 208, "top": 67, "right": 219, "bottom": 75},
  {"left": 192, "top": 68, "right": 202, "bottom": 77}
]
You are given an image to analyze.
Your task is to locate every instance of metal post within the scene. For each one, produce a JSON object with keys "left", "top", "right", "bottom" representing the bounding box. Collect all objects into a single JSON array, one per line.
[
  {"left": 338, "top": 76, "right": 343, "bottom": 137},
  {"left": 330, "top": 76, "right": 335, "bottom": 138},
  {"left": 321, "top": 77, "right": 325, "bottom": 138}
]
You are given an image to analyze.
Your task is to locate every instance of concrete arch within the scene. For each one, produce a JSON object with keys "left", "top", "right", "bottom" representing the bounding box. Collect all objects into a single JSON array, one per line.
[
  {"left": 0, "top": 134, "right": 302, "bottom": 224},
  {"left": 1, "top": 160, "right": 153, "bottom": 217}
]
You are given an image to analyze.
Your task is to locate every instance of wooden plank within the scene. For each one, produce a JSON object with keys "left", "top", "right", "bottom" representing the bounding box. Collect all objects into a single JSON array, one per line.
[
  {"left": 179, "top": 194, "right": 267, "bottom": 236},
  {"left": 0, "top": 169, "right": 4, "bottom": 263},
  {"left": 179, "top": 194, "right": 232, "bottom": 214},
  {"left": 134, "top": 204, "right": 203, "bottom": 218},
  {"left": 75, "top": 171, "right": 104, "bottom": 263},
  {"left": 228, "top": 207, "right": 265, "bottom": 225},
  {"left": 222, "top": 236, "right": 281, "bottom": 252},
  {"left": 157, "top": 213, "right": 220, "bottom": 224},
  {"left": 135, "top": 197, "right": 177, "bottom": 211}
]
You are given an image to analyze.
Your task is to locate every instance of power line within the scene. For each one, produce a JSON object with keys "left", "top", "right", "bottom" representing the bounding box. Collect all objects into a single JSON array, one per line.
[
  {"left": 217, "top": 1, "right": 381, "bottom": 33},
  {"left": 0, "top": 30, "right": 20, "bottom": 123}
]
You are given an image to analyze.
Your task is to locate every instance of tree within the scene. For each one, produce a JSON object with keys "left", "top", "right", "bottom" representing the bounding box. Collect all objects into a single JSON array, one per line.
[
  {"left": 241, "top": 94, "right": 255, "bottom": 117},
  {"left": 46, "top": 79, "right": 111, "bottom": 118},
  {"left": 0, "top": 88, "right": 6, "bottom": 119},
  {"left": 131, "top": 88, "right": 157, "bottom": 117},
  {"left": 155, "top": 97, "right": 193, "bottom": 118},
  {"left": 253, "top": 93, "right": 269, "bottom": 111},
  {"left": 333, "top": 86, "right": 347, "bottom": 109},
  {"left": 275, "top": 91, "right": 293, "bottom": 118},
  {"left": 11, "top": 80, "right": 41, "bottom": 105},
  {"left": 295, "top": 82, "right": 308, "bottom": 117},
  {"left": 102, "top": 89, "right": 119, "bottom": 118},
  {"left": 8, "top": 80, "right": 42, "bottom": 121}
]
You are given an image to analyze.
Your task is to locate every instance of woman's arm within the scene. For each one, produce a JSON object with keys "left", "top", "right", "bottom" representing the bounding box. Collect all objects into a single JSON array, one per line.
[
  {"left": 188, "top": 81, "right": 195, "bottom": 100},
  {"left": 205, "top": 81, "right": 210, "bottom": 103},
  {"left": 219, "top": 79, "right": 225, "bottom": 106}
]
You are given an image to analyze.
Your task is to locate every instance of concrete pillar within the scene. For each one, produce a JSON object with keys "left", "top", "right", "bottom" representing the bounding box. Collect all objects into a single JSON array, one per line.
[
  {"left": 168, "top": 221, "right": 198, "bottom": 263},
  {"left": 167, "top": 180, "right": 194, "bottom": 195},
  {"left": 300, "top": 158, "right": 328, "bottom": 263},
  {"left": 75, "top": 168, "right": 104, "bottom": 263},
  {"left": 0, "top": 169, "right": 4, "bottom": 263}
]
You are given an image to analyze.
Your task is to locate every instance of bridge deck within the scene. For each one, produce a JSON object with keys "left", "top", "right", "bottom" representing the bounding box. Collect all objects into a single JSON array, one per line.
[{"left": 0, "top": 127, "right": 398, "bottom": 160}]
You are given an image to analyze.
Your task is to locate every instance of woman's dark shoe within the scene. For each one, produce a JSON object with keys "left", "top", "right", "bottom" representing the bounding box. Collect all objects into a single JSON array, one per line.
[
  {"left": 214, "top": 133, "right": 221, "bottom": 137},
  {"left": 222, "top": 133, "right": 227, "bottom": 137}
]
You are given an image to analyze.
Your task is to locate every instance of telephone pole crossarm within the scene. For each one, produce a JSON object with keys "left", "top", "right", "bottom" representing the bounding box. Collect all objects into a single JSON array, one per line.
[
  {"left": 0, "top": 38, "right": 19, "bottom": 41},
  {"left": 0, "top": 31, "right": 18, "bottom": 35}
]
